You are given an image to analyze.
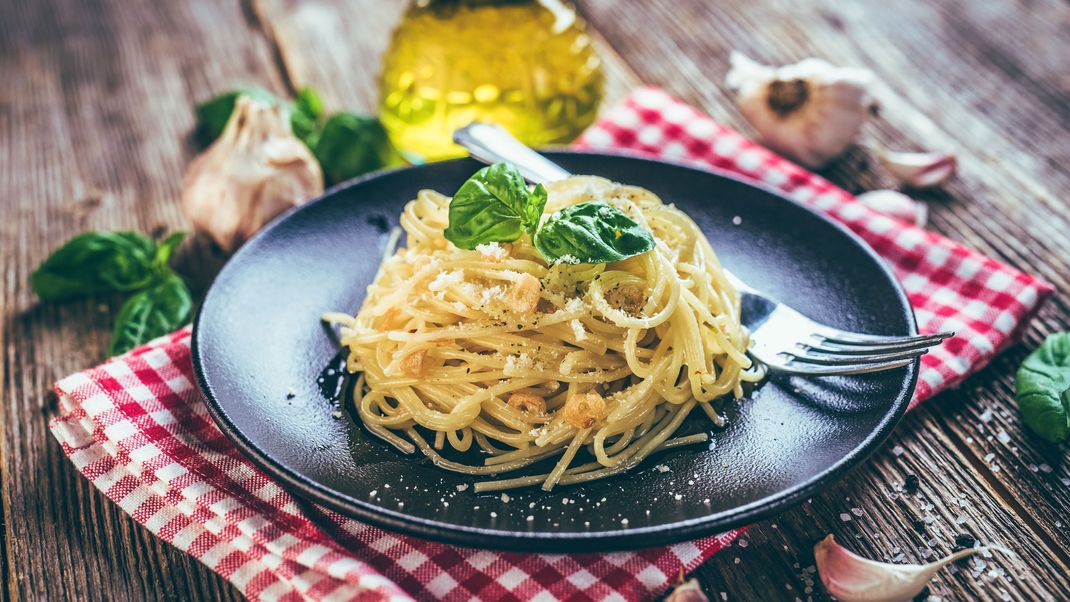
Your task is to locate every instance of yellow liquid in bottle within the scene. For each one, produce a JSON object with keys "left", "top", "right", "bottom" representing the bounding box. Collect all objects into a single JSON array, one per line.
[{"left": 379, "top": 0, "right": 604, "bottom": 162}]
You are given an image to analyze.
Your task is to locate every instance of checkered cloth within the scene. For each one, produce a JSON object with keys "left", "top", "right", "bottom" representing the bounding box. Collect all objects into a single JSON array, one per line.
[{"left": 49, "top": 88, "right": 1052, "bottom": 602}]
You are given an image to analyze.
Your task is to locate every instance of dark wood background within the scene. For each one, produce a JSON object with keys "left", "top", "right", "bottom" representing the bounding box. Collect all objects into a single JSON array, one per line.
[{"left": 2, "top": 0, "right": 1068, "bottom": 600}]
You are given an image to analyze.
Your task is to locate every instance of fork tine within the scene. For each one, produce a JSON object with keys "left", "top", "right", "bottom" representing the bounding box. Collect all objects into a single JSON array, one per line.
[
  {"left": 816, "top": 331, "right": 954, "bottom": 348},
  {"left": 786, "top": 345, "right": 931, "bottom": 366},
  {"left": 803, "top": 338, "right": 942, "bottom": 356},
  {"left": 775, "top": 357, "right": 916, "bottom": 376}
]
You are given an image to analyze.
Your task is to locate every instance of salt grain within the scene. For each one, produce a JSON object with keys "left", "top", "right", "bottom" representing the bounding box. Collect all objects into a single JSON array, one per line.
[
  {"left": 996, "top": 430, "right": 1011, "bottom": 443},
  {"left": 840, "top": 513, "right": 852, "bottom": 522},
  {"left": 892, "top": 445, "right": 906, "bottom": 456},
  {"left": 456, "top": 484, "right": 469, "bottom": 492}
]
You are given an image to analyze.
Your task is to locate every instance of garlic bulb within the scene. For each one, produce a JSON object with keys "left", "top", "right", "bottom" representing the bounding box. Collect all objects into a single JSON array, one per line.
[
  {"left": 856, "top": 190, "right": 928, "bottom": 227},
  {"left": 878, "top": 149, "right": 957, "bottom": 189},
  {"left": 666, "top": 578, "right": 708, "bottom": 602},
  {"left": 726, "top": 52, "right": 878, "bottom": 169},
  {"left": 815, "top": 534, "right": 1009, "bottom": 602},
  {"left": 182, "top": 96, "right": 323, "bottom": 252}
]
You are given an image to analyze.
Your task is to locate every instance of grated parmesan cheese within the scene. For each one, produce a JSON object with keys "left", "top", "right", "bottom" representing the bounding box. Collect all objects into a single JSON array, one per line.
[
  {"left": 569, "top": 319, "right": 587, "bottom": 341},
  {"left": 428, "top": 269, "right": 464, "bottom": 292},
  {"left": 475, "top": 242, "right": 508, "bottom": 261},
  {"left": 504, "top": 353, "right": 534, "bottom": 376}
]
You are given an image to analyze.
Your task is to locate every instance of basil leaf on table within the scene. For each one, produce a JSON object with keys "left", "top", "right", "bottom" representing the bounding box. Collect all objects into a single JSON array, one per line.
[
  {"left": 533, "top": 201, "right": 656, "bottom": 264},
  {"left": 108, "top": 274, "right": 193, "bottom": 356},
  {"left": 311, "top": 111, "right": 403, "bottom": 185},
  {"left": 152, "top": 231, "right": 188, "bottom": 271},
  {"left": 1015, "top": 332, "right": 1070, "bottom": 443},
  {"left": 30, "top": 232, "right": 159, "bottom": 300},
  {"left": 444, "top": 162, "right": 547, "bottom": 250},
  {"left": 289, "top": 86, "right": 327, "bottom": 146}
]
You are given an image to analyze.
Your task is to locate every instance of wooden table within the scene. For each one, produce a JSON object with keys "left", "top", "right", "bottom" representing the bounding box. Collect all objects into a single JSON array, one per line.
[{"left": 2, "top": 1, "right": 1068, "bottom": 599}]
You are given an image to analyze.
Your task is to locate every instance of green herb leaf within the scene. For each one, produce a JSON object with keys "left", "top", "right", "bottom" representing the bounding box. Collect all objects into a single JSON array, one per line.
[
  {"left": 194, "top": 86, "right": 282, "bottom": 144},
  {"left": 311, "top": 112, "right": 403, "bottom": 185},
  {"left": 108, "top": 274, "right": 193, "bottom": 356},
  {"left": 443, "top": 163, "right": 546, "bottom": 250},
  {"left": 153, "top": 231, "right": 188, "bottom": 272},
  {"left": 290, "top": 86, "right": 326, "bottom": 147},
  {"left": 31, "top": 232, "right": 159, "bottom": 300},
  {"left": 533, "top": 202, "right": 656, "bottom": 264},
  {"left": 1015, "top": 332, "right": 1070, "bottom": 443}
]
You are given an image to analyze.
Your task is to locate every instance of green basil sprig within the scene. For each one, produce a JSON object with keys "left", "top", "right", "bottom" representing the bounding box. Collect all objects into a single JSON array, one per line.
[
  {"left": 312, "top": 112, "right": 404, "bottom": 186},
  {"left": 443, "top": 162, "right": 655, "bottom": 264},
  {"left": 444, "top": 163, "right": 547, "bottom": 250},
  {"left": 194, "top": 86, "right": 402, "bottom": 185},
  {"left": 30, "top": 232, "right": 159, "bottom": 300},
  {"left": 534, "top": 202, "right": 656, "bottom": 264},
  {"left": 31, "top": 231, "right": 193, "bottom": 355},
  {"left": 109, "top": 274, "right": 193, "bottom": 356},
  {"left": 1015, "top": 332, "right": 1070, "bottom": 443}
]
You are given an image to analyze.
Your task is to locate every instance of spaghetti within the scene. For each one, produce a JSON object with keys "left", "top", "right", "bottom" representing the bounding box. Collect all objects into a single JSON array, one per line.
[{"left": 324, "top": 175, "right": 763, "bottom": 491}]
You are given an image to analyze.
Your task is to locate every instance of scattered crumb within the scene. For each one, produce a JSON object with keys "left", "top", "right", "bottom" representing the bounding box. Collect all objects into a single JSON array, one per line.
[{"left": 456, "top": 484, "right": 469, "bottom": 492}]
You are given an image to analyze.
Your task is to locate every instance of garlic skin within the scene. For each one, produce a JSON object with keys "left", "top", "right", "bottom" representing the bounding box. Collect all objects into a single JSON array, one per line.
[
  {"left": 878, "top": 149, "right": 957, "bottom": 189},
  {"left": 856, "top": 190, "right": 928, "bottom": 227},
  {"left": 182, "top": 96, "right": 323, "bottom": 252},
  {"left": 726, "top": 52, "right": 877, "bottom": 169},
  {"left": 665, "top": 578, "right": 708, "bottom": 602},
  {"left": 815, "top": 534, "right": 1008, "bottom": 602}
]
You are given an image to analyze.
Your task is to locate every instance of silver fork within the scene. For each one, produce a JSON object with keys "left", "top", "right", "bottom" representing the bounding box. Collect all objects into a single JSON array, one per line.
[{"left": 453, "top": 122, "right": 952, "bottom": 376}]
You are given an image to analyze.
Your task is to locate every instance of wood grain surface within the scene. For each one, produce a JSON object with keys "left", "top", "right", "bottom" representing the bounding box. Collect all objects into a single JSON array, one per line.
[{"left": 2, "top": 0, "right": 1067, "bottom": 600}]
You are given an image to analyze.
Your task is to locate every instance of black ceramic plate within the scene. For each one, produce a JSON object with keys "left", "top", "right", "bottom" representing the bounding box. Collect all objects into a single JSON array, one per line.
[{"left": 193, "top": 151, "right": 917, "bottom": 552}]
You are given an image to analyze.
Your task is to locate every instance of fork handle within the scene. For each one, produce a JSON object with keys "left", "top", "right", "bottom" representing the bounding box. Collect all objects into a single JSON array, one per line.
[{"left": 453, "top": 122, "right": 572, "bottom": 185}]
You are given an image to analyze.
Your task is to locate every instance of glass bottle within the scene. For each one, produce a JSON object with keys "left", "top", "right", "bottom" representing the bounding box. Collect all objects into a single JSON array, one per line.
[{"left": 379, "top": 0, "right": 604, "bottom": 162}]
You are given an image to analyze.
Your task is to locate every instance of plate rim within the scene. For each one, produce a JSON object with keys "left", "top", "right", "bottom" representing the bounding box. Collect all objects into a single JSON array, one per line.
[{"left": 192, "top": 149, "right": 919, "bottom": 552}]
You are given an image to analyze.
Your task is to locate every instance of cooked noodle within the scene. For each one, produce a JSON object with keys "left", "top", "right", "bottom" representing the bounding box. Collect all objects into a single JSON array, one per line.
[{"left": 324, "top": 175, "right": 763, "bottom": 491}]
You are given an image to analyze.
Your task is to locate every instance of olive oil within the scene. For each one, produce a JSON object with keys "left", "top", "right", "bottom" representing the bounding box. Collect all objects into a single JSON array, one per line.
[{"left": 379, "top": 0, "right": 604, "bottom": 162}]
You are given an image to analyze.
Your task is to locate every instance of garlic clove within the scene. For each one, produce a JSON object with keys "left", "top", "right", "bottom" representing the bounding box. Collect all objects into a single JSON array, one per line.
[
  {"left": 726, "top": 52, "right": 878, "bottom": 169},
  {"left": 878, "top": 149, "right": 957, "bottom": 189},
  {"left": 815, "top": 534, "right": 1010, "bottom": 602},
  {"left": 665, "top": 577, "right": 708, "bottom": 602},
  {"left": 856, "top": 190, "right": 928, "bottom": 227},
  {"left": 181, "top": 96, "right": 323, "bottom": 252}
]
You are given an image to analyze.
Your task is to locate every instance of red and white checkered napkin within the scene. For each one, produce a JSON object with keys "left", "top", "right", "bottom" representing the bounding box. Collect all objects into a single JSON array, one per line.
[{"left": 49, "top": 88, "right": 1052, "bottom": 602}]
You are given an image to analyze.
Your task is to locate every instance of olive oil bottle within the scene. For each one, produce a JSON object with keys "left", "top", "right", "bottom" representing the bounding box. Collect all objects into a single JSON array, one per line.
[{"left": 379, "top": 0, "right": 604, "bottom": 162}]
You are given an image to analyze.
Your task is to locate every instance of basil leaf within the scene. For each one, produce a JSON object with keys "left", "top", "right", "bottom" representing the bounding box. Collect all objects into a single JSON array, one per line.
[
  {"left": 109, "top": 274, "right": 193, "bottom": 356},
  {"left": 153, "top": 231, "right": 188, "bottom": 273},
  {"left": 31, "top": 232, "right": 158, "bottom": 300},
  {"left": 444, "top": 163, "right": 546, "bottom": 250},
  {"left": 311, "top": 112, "right": 403, "bottom": 185},
  {"left": 194, "top": 86, "right": 282, "bottom": 144},
  {"left": 533, "top": 202, "right": 656, "bottom": 264},
  {"left": 290, "top": 86, "right": 326, "bottom": 147},
  {"left": 1015, "top": 332, "right": 1070, "bottom": 443}
]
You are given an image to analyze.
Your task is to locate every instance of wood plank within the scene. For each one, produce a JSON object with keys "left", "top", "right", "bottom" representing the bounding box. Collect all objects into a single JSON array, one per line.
[
  {"left": 692, "top": 408, "right": 1070, "bottom": 601},
  {"left": 576, "top": 0, "right": 1070, "bottom": 599},
  {"left": 0, "top": 0, "right": 289, "bottom": 599}
]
